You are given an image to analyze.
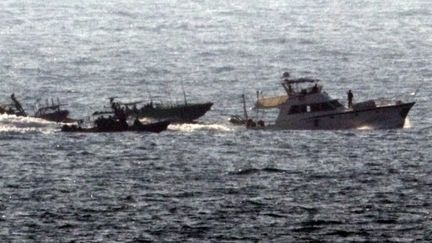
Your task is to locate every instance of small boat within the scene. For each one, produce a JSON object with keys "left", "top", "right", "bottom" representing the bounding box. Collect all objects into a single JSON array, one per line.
[
  {"left": 245, "top": 72, "right": 415, "bottom": 130},
  {"left": 61, "top": 118, "right": 170, "bottom": 133},
  {"left": 134, "top": 101, "right": 213, "bottom": 123},
  {"left": 62, "top": 98, "right": 170, "bottom": 133},
  {"left": 0, "top": 105, "right": 21, "bottom": 116},
  {"left": 229, "top": 94, "right": 266, "bottom": 128},
  {"left": 34, "top": 104, "right": 70, "bottom": 123},
  {"left": 0, "top": 94, "right": 73, "bottom": 122},
  {"left": 0, "top": 94, "right": 27, "bottom": 117},
  {"left": 229, "top": 115, "right": 246, "bottom": 125},
  {"left": 107, "top": 97, "right": 213, "bottom": 123}
]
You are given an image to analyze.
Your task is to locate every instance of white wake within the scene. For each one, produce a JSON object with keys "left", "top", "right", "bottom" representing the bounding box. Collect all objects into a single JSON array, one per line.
[
  {"left": 0, "top": 114, "right": 60, "bottom": 134},
  {"left": 168, "top": 123, "right": 233, "bottom": 133}
]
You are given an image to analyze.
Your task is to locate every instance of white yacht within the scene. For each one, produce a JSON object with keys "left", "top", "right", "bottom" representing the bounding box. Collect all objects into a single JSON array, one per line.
[{"left": 254, "top": 72, "right": 415, "bottom": 130}]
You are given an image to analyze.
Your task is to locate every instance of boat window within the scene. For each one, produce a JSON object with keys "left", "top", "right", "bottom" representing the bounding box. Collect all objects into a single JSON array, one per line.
[
  {"left": 310, "top": 103, "right": 321, "bottom": 112},
  {"left": 308, "top": 102, "right": 335, "bottom": 112},
  {"left": 299, "top": 105, "right": 307, "bottom": 113},
  {"left": 288, "top": 105, "right": 296, "bottom": 114},
  {"left": 321, "top": 102, "right": 334, "bottom": 111},
  {"left": 289, "top": 105, "right": 308, "bottom": 114},
  {"left": 290, "top": 101, "right": 341, "bottom": 114},
  {"left": 289, "top": 105, "right": 300, "bottom": 114}
]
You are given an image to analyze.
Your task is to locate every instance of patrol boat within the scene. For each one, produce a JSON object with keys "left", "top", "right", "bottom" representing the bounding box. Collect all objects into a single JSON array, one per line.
[
  {"left": 0, "top": 94, "right": 72, "bottom": 123},
  {"left": 61, "top": 99, "right": 170, "bottom": 133},
  {"left": 253, "top": 72, "right": 415, "bottom": 130}
]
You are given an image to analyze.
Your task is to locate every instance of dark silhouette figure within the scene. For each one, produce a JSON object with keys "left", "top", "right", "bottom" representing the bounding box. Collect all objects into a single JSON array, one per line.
[
  {"left": 10, "top": 93, "right": 27, "bottom": 116},
  {"left": 347, "top": 90, "right": 354, "bottom": 108},
  {"left": 312, "top": 83, "right": 319, "bottom": 93}
]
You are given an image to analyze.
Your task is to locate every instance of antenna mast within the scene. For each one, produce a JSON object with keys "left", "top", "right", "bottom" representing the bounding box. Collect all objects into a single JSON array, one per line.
[
  {"left": 242, "top": 94, "right": 248, "bottom": 122},
  {"left": 181, "top": 81, "right": 188, "bottom": 105}
]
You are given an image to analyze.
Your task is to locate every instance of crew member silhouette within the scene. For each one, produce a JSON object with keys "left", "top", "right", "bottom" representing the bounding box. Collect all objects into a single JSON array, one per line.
[{"left": 347, "top": 90, "right": 354, "bottom": 108}]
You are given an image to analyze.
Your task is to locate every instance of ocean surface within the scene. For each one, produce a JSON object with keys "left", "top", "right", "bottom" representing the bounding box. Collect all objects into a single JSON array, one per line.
[{"left": 1, "top": 0, "right": 432, "bottom": 242}]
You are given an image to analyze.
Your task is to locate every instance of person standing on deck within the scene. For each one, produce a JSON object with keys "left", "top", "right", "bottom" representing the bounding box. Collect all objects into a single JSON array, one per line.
[{"left": 347, "top": 90, "right": 354, "bottom": 108}]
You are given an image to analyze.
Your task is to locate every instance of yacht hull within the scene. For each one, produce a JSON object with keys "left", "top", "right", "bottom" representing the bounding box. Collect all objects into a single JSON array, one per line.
[{"left": 272, "top": 102, "right": 415, "bottom": 130}]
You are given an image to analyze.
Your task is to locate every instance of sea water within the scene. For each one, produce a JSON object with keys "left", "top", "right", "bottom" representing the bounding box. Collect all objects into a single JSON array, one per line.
[{"left": 1, "top": 0, "right": 431, "bottom": 241}]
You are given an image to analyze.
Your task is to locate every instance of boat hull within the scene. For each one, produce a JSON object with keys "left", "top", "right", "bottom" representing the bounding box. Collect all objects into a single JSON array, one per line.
[
  {"left": 1, "top": 108, "right": 73, "bottom": 122},
  {"left": 61, "top": 120, "right": 170, "bottom": 133},
  {"left": 272, "top": 102, "right": 415, "bottom": 130},
  {"left": 136, "top": 102, "right": 213, "bottom": 123},
  {"left": 35, "top": 110, "right": 70, "bottom": 123}
]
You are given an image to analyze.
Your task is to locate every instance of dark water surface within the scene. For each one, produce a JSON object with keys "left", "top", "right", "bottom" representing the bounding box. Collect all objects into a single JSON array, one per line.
[{"left": 1, "top": 0, "right": 432, "bottom": 242}]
